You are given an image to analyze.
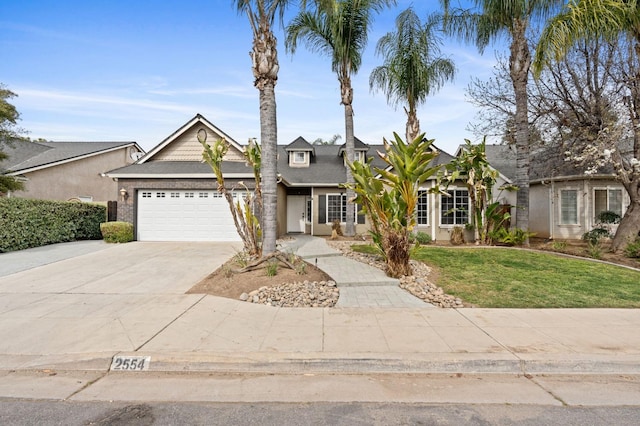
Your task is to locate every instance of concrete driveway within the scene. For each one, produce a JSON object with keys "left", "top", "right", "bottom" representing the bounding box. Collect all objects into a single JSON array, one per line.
[{"left": 0, "top": 241, "right": 240, "bottom": 360}]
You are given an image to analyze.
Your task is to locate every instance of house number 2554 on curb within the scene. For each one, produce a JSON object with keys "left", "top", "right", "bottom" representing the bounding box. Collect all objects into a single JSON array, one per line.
[{"left": 110, "top": 356, "right": 150, "bottom": 371}]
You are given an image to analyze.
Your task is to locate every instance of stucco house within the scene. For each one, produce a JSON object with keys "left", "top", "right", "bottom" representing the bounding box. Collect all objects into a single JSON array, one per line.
[
  {"left": 485, "top": 143, "right": 630, "bottom": 240},
  {"left": 108, "top": 114, "right": 489, "bottom": 242},
  {"left": 1, "top": 139, "right": 144, "bottom": 202}
]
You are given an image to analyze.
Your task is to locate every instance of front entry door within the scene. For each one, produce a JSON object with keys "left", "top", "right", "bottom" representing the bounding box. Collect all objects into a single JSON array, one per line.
[{"left": 287, "top": 195, "right": 306, "bottom": 233}]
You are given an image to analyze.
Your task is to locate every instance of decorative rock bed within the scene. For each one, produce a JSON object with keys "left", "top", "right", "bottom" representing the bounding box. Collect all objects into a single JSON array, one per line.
[{"left": 240, "top": 280, "right": 340, "bottom": 308}]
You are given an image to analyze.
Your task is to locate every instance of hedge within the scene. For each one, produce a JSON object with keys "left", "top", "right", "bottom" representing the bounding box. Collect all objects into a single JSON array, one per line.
[
  {"left": 100, "top": 221, "right": 134, "bottom": 243},
  {"left": 0, "top": 198, "right": 106, "bottom": 253}
]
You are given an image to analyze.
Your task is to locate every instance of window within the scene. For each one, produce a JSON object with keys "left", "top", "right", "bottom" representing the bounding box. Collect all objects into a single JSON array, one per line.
[
  {"left": 440, "top": 189, "right": 469, "bottom": 225},
  {"left": 156, "top": 192, "right": 165, "bottom": 198},
  {"left": 594, "top": 188, "right": 622, "bottom": 221},
  {"left": 417, "top": 190, "right": 429, "bottom": 225},
  {"left": 142, "top": 192, "right": 151, "bottom": 198},
  {"left": 293, "top": 151, "right": 306, "bottom": 164},
  {"left": 170, "top": 192, "right": 180, "bottom": 198},
  {"left": 185, "top": 192, "right": 194, "bottom": 198},
  {"left": 306, "top": 199, "right": 312, "bottom": 223},
  {"left": 354, "top": 151, "right": 365, "bottom": 163},
  {"left": 212, "top": 192, "right": 222, "bottom": 198},
  {"left": 319, "top": 194, "right": 364, "bottom": 225},
  {"left": 199, "top": 192, "right": 208, "bottom": 198},
  {"left": 327, "top": 194, "right": 347, "bottom": 223},
  {"left": 560, "top": 189, "right": 578, "bottom": 224}
]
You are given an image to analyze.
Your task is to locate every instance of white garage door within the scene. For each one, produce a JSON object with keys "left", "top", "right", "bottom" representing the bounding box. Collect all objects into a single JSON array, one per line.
[{"left": 137, "top": 190, "right": 240, "bottom": 241}]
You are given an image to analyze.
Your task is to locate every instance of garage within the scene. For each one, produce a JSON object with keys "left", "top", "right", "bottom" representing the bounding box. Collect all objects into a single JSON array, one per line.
[{"left": 136, "top": 189, "right": 240, "bottom": 242}]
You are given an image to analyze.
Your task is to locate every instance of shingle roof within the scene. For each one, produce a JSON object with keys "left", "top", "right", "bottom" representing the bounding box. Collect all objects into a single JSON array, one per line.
[
  {"left": 107, "top": 139, "right": 455, "bottom": 186},
  {"left": 484, "top": 144, "right": 517, "bottom": 181},
  {"left": 285, "top": 137, "right": 315, "bottom": 155},
  {"left": 1, "top": 140, "right": 138, "bottom": 173}
]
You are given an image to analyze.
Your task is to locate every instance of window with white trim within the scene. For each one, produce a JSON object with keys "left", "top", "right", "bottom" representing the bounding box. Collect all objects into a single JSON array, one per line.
[
  {"left": 293, "top": 151, "right": 306, "bottom": 164},
  {"left": 142, "top": 192, "right": 151, "bottom": 198},
  {"left": 199, "top": 192, "right": 208, "bottom": 198},
  {"left": 327, "top": 194, "right": 347, "bottom": 223},
  {"left": 170, "top": 192, "right": 180, "bottom": 198},
  {"left": 306, "top": 199, "right": 312, "bottom": 223},
  {"left": 560, "top": 189, "right": 578, "bottom": 224},
  {"left": 594, "top": 188, "right": 622, "bottom": 221},
  {"left": 156, "top": 192, "right": 165, "bottom": 198},
  {"left": 185, "top": 192, "right": 194, "bottom": 198},
  {"left": 440, "top": 189, "right": 469, "bottom": 225},
  {"left": 417, "top": 190, "right": 429, "bottom": 225}
]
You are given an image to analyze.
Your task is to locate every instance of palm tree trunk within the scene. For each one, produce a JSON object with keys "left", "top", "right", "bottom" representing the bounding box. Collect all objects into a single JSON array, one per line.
[
  {"left": 510, "top": 21, "right": 531, "bottom": 245},
  {"left": 342, "top": 79, "right": 356, "bottom": 237},
  {"left": 259, "top": 83, "right": 278, "bottom": 254},
  {"left": 405, "top": 106, "right": 420, "bottom": 143}
]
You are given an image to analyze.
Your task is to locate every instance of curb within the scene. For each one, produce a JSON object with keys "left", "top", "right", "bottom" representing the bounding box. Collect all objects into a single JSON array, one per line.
[{"left": 6, "top": 352, "right": 639, "bottom": 376}]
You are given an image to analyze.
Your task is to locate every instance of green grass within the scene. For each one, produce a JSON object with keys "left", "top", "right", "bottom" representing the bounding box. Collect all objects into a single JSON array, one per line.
[{"left": 352, "top": 244, "right": 640, "bottom": 308}]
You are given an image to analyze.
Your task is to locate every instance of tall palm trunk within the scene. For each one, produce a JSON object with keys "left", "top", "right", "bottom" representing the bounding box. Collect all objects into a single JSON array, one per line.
[
  {"left": 252, "top": 17, "right": 279, "bottom": 254},
  {"left": 341, "top": 75, "right": 356, "bottom": 237},
  {"left": 405, "top": 104, "right": 420, "bottom": 143},
  {"left": 259, "top": 84, "right": 278, "bottom": 254},
  {"left": 510, "top": 20, "right": 531, "bottom": 244}
]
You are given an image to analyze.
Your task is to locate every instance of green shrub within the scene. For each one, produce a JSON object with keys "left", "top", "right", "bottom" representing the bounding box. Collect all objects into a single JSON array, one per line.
[
  {"left": 489, "top": 227, "right": 535, "bottom": 246},
  {"left": 624, "top": 238, "right": 640, "bottom": 259},
  {"left": 0, "top": 198, "right": 106, "bottom": 252},
  {"left": 582, "top": 227, "right": 611, "bottom": 245},
  {"left": 100, "top": 222, "right": 134, "bottom": 243},
  {"left": 597, "top": 210, "right": 621, "bottom": 224},
  {"left": 410, "top": 231, "right": 432, "bottom": 245}
]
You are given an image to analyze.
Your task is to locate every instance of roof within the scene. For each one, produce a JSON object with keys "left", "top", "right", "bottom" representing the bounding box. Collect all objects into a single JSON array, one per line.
[
  {"left": 484, "top": 144, "right": 517, "bottom": 181},
  {"left": 107, "top": 132, "right": 457, "bottom": 187},
  {"left": 138, "top": 114, "right": 243, "bottom": 164},
  {"left": 338, "top": 137, "right": 370, "bottom": 156},
  {"left": 285, "top": 137, "right": 315, "bottom": 155},
  {"left": 1, "top": 140, "right": 142, "bottom": 175}
]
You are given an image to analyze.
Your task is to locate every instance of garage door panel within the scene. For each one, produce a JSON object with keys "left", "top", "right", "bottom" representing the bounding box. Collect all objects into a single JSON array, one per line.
[{"left": 137, "top": 190, "right": 241, "bottom": 242}]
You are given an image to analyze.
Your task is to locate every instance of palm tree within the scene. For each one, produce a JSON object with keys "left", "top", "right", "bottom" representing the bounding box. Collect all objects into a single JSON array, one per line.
[
  {"left": 369, "top": 8, "right": 456, "bottom": 143},
  {"left": 285, "top": 0, "right": 395, "bottom": 236},
  {"left": 233, "top": 0, "right": 293, "bottom": 255},
  {"left": 440, "top": 0, "right": 562, "bottom": 245},
  {"left": 533, "top": 0, "right": 640, "bottom": 251}
]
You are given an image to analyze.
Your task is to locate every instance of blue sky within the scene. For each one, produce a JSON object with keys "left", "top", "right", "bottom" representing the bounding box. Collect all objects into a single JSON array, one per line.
[{"left": 1, "top": 0, "right": 499, "bottom": 154}]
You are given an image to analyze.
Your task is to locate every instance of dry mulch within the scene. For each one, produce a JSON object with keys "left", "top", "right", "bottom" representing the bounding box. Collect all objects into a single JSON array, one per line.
[{"left": 187, "top": 257, "right": 332, "bottom": 299}]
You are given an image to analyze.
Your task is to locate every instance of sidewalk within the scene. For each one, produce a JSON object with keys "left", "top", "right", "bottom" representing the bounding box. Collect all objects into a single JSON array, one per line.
[{"left": 0, "top": 237, "right": 638, "bottom": 377}]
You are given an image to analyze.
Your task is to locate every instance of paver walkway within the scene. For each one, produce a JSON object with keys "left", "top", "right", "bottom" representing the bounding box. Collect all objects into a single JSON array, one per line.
[{"left": 280, "top": 235, "right": 430, "bottom": 308}]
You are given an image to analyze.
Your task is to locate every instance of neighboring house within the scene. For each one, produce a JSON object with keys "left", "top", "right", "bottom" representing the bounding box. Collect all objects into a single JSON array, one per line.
[
  {"left": 108, "top": 114, "right": 477, "bottom": 242},
  {"left": 486, "top": 143, "right": 629, "bottom": 240},
  {"left": 1, "top": 139, "right": 144, "bottom": 202}
]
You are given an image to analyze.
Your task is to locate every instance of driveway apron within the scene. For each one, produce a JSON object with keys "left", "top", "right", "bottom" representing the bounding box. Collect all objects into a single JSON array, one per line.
[{"left": 0, "top": 242, "right": 240, "bottom": 357}]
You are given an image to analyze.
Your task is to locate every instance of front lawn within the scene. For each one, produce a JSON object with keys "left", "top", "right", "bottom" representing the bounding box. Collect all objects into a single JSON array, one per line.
[{"left": 353, "top": 245, "right": 640, "bottom": 308}]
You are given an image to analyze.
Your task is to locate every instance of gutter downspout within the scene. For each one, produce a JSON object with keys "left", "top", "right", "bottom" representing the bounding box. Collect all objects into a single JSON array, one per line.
[
  {"left": 550, "top": 180, "right": 555, "bottom": 240},
  {"left": 311, "top": 187, "right": 314, "bottom": 236}
]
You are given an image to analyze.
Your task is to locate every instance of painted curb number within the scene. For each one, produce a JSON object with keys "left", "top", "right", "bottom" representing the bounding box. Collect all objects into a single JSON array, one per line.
[{"left": 110, "top": 356, "right": 150, "bottom": 371}]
